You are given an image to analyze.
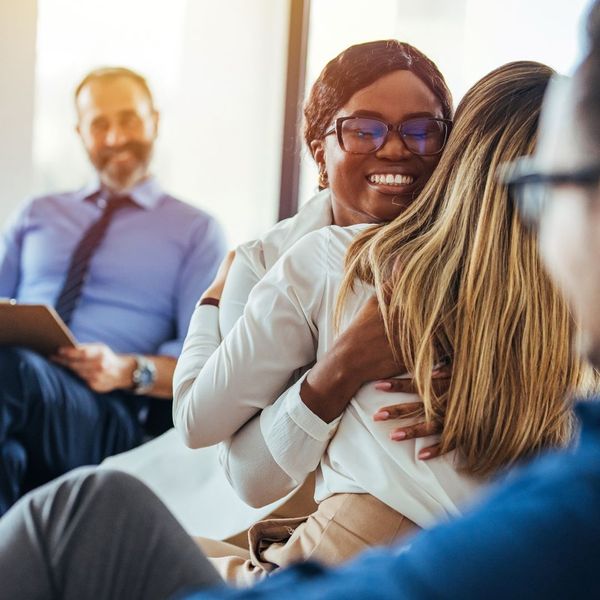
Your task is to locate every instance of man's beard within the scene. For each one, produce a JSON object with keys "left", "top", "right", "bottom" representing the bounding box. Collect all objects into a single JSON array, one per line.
[{"left": 93, "top": 141, "right": 153, "bottom": 189}]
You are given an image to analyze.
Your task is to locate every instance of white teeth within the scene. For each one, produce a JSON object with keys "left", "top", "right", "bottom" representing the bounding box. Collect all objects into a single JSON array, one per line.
[{"left": 368, "top": 174, "right": 415, "bottom": 186}]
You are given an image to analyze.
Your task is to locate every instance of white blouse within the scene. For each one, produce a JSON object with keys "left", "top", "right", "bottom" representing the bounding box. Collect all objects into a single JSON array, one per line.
[{"left": 174, "top": 222, "right": 483, "bottom": 528}]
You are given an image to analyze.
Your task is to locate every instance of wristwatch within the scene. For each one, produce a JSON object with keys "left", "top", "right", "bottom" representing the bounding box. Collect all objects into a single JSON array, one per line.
[{"left": 131, "top": 355, "right": 157, "bottom": 395}]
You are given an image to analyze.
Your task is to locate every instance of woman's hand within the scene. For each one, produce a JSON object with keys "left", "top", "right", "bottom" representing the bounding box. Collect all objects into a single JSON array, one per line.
[
  {"left": 301, "top": 296, "right": 403, "bottom": 423},
  {"left": 200, "top": 250, "right": 236, "bottom": 302},
  {"left": 372, "top": 366, "right": 451, "bottom": 460}
]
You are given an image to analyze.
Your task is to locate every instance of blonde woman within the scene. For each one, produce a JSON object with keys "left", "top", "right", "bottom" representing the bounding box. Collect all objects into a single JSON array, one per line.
[{"left": 174, "top": 61, "right": 594, "bottom": 585}]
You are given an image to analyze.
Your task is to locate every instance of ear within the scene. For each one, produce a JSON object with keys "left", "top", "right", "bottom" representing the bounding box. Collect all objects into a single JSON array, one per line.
[{"left": 310, "top": 139, "right": 326, "bottom": 172}]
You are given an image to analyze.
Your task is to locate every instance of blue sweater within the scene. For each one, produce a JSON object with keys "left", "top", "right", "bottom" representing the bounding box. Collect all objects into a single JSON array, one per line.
[{"left": 186, "top": 400, "right": 600, "bottom": 600}]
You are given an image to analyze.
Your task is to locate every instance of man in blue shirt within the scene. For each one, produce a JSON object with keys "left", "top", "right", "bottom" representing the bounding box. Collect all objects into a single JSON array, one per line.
[{"left": 0, "top": 67, "right": 226, "bottom": 515}]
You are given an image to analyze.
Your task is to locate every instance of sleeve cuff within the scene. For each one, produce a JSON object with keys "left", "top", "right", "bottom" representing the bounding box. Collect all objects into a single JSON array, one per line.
[{"left": 283, "top": 374, "right": 341, "bottom": 442}]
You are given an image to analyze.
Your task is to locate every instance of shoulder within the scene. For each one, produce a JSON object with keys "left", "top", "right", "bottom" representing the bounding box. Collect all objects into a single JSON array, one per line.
[
  {"left": 156, "top": 194, "right": 219, "bottom": 224},
  {"left": 156, "top": 194, "right": 226, "bottom": 242},
  {"left": 7, "top": 189, "right": 84, "bottom": 225},
  {"left": 252, "top": 190, "right": 333, "bottom": 270},
  {"left": 311, "top": 223, "right": 372, "bottom": 275},
  {"left": 277, "top": 223, "right": 370, "bottom": 269},
  {"left": 27, "top": 189, "right": 84, "bottom": 209},
  {"left": 271, "top": 226, "right": 337, "bottom": 284}
]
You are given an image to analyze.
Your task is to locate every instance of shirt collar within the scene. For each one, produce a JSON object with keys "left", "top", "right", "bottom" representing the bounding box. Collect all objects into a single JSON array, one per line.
[{"left": 80, "top": 176, "right": 164, "bottom": 210}]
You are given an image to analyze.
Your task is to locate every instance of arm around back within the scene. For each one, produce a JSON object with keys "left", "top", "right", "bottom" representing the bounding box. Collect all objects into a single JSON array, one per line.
[{"left": 172, "top": 230, "right": 327, "bottom": 449}]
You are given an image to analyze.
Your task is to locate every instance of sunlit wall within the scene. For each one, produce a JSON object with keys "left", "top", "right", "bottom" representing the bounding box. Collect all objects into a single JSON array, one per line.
[{"left": 0, "top": 0, "right": 36, "bottom": 216}]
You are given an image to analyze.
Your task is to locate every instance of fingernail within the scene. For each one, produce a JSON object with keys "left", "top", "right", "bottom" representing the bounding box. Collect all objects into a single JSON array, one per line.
[
  {"left": 373, "top": 411, "right": 390, "bottom": 421},
  {"left": 391, "top": 431, "right": 407, "bottom": 441},
  {"left": 418, "top": 450, "right": 431, "bottom": 459},
  {"left": 374, "top": 382, "right": 392, "bottom": 391}
]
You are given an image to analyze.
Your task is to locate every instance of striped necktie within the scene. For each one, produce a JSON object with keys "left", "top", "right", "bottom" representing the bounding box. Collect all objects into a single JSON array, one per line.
[{"left": 54, "top": 194, "right": 133, "bottom": 325}]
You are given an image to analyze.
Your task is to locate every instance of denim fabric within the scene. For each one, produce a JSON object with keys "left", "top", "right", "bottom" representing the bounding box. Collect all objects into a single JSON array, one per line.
[{"left": 0, "top": 347, "right": 143, "bottom": 515}]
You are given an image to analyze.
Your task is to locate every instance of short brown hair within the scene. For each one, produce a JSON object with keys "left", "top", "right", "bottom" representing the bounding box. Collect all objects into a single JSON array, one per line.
[{"left": 74, "top": 66, "right": 155, "bottom": 109}]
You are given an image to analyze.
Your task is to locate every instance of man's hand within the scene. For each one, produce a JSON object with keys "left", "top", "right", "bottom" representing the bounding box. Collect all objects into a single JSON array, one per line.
[
  {"left": 52, "top": 343, "right": 136, "bottom": 393},
  {"left": 372, "top": 366, "right": 451, "bottom": 460},
  {"left": 200, "top": 250, "right": 236, "bottom": 302}
]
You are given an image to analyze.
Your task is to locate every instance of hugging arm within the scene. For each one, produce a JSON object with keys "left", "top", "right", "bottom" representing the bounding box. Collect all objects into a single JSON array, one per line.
[
  {"left": 172, "top": 232, "right": 327, "bottom": 449},
  {"left": 222, "top": 295, "right": 449, "bottom": 505},
  {"left": 220, "top": 296, "right": 408, "bottom": 506}
]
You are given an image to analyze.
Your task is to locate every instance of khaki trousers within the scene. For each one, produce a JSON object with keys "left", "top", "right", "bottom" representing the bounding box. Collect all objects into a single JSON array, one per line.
[{"left": 196, "top": 492, "right": 418, "bottom": 587}]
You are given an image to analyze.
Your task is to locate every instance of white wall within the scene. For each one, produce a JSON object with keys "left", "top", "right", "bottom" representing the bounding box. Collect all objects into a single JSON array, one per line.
[
  {"left": 165, "top": 0, "right": 290, "bottom": 244},
  {"left": 0, "top": 0, "right": 37, "bottom": 224}
]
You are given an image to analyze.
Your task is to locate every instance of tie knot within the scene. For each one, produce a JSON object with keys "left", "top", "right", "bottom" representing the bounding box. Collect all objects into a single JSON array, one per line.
[{"left": 97, "top": 194, "right": 133, "bottom": 212}]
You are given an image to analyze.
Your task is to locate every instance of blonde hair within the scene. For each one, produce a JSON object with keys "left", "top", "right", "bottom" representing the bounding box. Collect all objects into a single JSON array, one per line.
[{"left": 337, "top": 61, "right": 597, "bottom": 477}]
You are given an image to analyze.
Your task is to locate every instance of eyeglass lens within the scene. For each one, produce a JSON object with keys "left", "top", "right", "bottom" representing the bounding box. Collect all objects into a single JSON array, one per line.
[
  {"left": 512, "top": 182, "right": 550, "bottom": 226},
  {"left": 340, "top": 117, "right": 447, "bottom": 155}
]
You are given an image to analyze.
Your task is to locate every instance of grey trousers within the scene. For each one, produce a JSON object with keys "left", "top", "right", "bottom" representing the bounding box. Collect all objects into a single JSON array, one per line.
[{"left": 0, "top": 468, "right": 223, "bottom": 600}]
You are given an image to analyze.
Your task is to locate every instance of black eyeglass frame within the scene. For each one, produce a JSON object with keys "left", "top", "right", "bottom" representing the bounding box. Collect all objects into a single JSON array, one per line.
[
  {"left": 499, "top": 157, "right": 600, "bottom": 226},
  {"left": 323, "top": 116, "right": 453, "bottom": 156},
  {"left": 501, "top": 158, "right": 600, "bottom": 189}
]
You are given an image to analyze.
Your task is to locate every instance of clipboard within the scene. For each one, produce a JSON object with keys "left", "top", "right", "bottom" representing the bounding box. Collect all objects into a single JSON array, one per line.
[{"left": 0, "top": 300, "right": 77, "bottom": 355}]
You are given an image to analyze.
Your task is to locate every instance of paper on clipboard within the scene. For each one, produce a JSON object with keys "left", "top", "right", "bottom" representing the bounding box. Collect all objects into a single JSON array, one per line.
[{"left": 0, "top": 300, "right": 77, "bottom": 355}]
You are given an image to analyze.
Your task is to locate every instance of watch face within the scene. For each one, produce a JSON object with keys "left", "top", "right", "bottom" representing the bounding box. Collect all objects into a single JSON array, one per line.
[
  {"left": 133, "top": 356, "right": 156, "bottom": 393},
  {"left": 135, "top": 365, "right": 154, "bottom": 387}
]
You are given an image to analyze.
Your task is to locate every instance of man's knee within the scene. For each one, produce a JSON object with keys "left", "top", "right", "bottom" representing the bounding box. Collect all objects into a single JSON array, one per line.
[
  {"left": 0, "top": 346, "right": 40, "bottom": 368},
  {"left": 0, "top": 347, "right": 50, "bottom": 391},
  {"left": 55, "top": 467, "right": 149, "bottom": 499}
]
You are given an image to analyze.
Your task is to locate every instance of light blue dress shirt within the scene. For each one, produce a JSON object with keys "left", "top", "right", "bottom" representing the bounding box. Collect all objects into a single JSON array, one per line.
[{"left": 0, "top": 177, "right": 226, "bottom": 357}]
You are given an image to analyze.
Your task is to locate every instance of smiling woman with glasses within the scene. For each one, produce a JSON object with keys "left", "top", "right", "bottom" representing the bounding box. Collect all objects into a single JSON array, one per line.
[{"left": 172, "top": 39, "right": 455, "bottom": 584}]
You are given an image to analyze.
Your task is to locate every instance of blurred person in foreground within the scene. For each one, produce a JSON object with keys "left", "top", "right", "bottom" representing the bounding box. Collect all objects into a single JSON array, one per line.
[{"left": 0, "top": 67, "right": 226, "bottom": 515}]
